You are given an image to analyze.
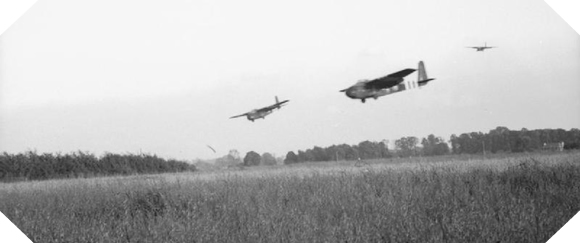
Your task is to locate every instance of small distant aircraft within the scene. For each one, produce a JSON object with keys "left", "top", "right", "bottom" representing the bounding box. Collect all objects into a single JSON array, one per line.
[
  {"left": 466, "top": 42, "right": 497, "bottom": 52},
  {"left": 340, "top": 61, "right": 435, "bottom": 103},
  {"left": 230, "top": 96, "right": 290, "bottom": 122}
]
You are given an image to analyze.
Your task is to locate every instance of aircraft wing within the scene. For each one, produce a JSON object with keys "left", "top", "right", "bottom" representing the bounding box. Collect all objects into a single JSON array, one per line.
[
  {"left": 385, "top": 69, "right": 417, "bottom": 78},
  {"left": 229, "top": 113, "right": 248, "bottom": 119},
  {"left": 364, "top": 68, "right": 416, "bottom": 90},
  {"left": 258, "top": 100, "right": 289, "bottom": 112},
  {"left": 275, "top": 100, "right": 290, "bottom": 107}
]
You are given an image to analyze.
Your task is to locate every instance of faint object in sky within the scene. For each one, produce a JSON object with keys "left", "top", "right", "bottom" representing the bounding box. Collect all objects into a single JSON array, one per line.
[
  {"left": 206, "top": 145, "right": 216, "bottom": 153},
  {"left": 340, "top": 61, "right": 436, "bottom": 103},
  {"left": 466, "top": 42, "right": 497, "bottom": 52},
  {"left": 230, "top": 96, "right": 290, "bottom": 122}
]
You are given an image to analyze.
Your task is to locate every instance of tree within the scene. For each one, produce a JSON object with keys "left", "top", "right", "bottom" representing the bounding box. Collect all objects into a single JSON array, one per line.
[
  {"left": 340, "top": 144, "right": 359, "bottom": 160},
  {"left": 297, "top": 150, "right": 308, "bottom": 162},
  {"left": 378, "top": 140, "right": 391, "bottom": 158},
  {"left": 311, "top": 146, "right": 330, "bottom": 161},
  {"left": 243, "top": 151, "right": 261, "bottom": 166},
  {"left": 422, "top": 134, "right": 449, "bottom": 156},
  {"left": 450, "top": 134, "right": 460, "bottom": 154},
  {"left": 488, "top": 126, "right": 511, "bottom": 153},
  {"left": 423, "top": 135, "right": 450, "bottom": 156},
  {"left": 284, "top": 151, "right": 299, "bottom": 164},
  {"left": 261, "top": 153, "right": 277, "bottom": 166},
  {"left": 457, "top": 133, "right": 472, "bottom": 154},
  {"left": 358, "top": 141, "right": 381, "bottom": 159},
  {"left": 215, "top": 149, "right": 242, "bottom": 167},
  {"left": 421, "top": 135, "right": 436, "bottom": 156},
  {"left": 297, "top": 149, "right": 315, "bottom": 162},
  {"left": 395, "top": 136, "right": 419, "bottom": 157},
  {"left": 509, "top": 128, "right": 533, "bottom": 152},
  {"left": 326, "top": 145, "right": 341, "bottom": 161},
  {"left": 227, "top": 150, "right": 242, "bottom": 163},
  {"left": 565, "top": 128, "right": 580, "bottom": 149}
]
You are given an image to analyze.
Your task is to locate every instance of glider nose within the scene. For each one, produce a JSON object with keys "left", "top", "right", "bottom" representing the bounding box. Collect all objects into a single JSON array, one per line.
[{"left": 345, "top": 89, "right": 357, "bottom": 99}]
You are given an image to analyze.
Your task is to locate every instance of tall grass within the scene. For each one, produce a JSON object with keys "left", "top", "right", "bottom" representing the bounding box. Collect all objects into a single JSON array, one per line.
[{"left": 1, "top": 153, "right": 579, "bottom": 242}]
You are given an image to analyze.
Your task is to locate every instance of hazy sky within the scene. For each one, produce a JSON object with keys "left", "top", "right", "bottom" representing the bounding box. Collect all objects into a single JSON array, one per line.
[{"left": 1, "top": 0, "right": 579, "bottom": 160}]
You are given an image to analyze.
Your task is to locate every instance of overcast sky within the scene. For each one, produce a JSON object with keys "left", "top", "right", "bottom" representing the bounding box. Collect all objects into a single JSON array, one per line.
[{"left": 1, "top": 0, "right": 579, "bottom": 160}]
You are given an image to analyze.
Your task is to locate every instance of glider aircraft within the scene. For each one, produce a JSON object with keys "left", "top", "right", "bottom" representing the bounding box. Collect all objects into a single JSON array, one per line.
[
  {"left": 230, "top": 96, "right": 289, "bottom": 122},
  {"left": 466, "top": 42, "right": 497, "bottom": 52},
  {"left": 340, "top": 61, "right": 435, "bottom": 103}
]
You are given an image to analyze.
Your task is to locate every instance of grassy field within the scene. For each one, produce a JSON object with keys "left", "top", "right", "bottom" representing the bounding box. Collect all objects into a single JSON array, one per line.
[{"left": 1, "top": 152, "right": 579, "bottom": 242}]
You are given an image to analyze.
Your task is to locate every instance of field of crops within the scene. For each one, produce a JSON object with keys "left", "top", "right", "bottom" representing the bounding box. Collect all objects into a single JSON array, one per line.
[{"left": 1, "top": 152, "right": 579, "bottom": 242}]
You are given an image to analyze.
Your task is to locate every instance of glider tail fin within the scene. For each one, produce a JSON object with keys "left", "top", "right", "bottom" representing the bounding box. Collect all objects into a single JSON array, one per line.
[
  {"left": 275, "top": 96, "right": 284, "bottom": 109},
  {"left": 417, "top": 61, "right": 435, "bottom": 86}
]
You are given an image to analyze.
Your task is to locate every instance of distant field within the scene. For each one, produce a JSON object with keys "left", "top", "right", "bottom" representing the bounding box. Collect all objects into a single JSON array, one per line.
[{"left": 1, "top": 152, "right": 579, "bottom": 242}]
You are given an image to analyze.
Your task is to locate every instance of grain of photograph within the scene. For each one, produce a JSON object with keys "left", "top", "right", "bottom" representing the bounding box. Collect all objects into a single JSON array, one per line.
[{"left": 1, "top": 0, "right": 579, "bottom": 242}]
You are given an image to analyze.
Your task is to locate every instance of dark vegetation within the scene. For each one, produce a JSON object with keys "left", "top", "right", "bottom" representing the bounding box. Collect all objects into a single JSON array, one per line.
[
  {"left": 211, "top": 150, "right": 280, "bottom": 168},
  {"left": 0, "top": 151, "right": 196, "bottom": 182},
  {"left": 1, "top": 154, "right": 578, "bottom": 242},
  {"left": 242, "top": 151, "right": 261, "bottom": 166},
  {"left": 283, "top": 127, "right": 580, "bottom": 164}
]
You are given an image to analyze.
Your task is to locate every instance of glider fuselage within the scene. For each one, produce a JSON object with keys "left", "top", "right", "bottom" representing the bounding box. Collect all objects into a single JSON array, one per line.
[
  {"left": 343, "top": 78, "right": 403, "bottom": 100},
  {"left": 245, "top": 109, "right": 273, "bottom": 121}
]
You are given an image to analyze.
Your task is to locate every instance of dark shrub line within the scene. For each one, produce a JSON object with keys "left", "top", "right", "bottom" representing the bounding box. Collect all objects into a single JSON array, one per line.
[{"left": 0, "top": 151, "right": 196, "bottom": 182}]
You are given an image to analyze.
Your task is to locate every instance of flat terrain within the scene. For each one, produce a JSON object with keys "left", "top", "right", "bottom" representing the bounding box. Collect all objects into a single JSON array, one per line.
[{"left": 1, "top": 152, "right": 579, "bottom": 242}]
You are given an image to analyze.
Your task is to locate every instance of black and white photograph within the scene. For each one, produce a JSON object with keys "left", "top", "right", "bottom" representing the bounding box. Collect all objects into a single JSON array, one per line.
[{"left": 1, "top": 0, "right": 579, "bottom": 242}]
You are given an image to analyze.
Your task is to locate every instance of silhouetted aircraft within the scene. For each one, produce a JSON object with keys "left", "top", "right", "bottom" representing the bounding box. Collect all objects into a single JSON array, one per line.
[
  {"left": 230, "top": 96, "right": 289, "bottom": 122},
  {"left": 340, "top": 61, "right": 435, "bottom": 103},
  {"left": 467, "top": 42, "right": 497, "bottom": 52}
]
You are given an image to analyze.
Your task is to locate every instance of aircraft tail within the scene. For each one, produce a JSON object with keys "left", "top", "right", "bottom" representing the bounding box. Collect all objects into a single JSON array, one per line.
[
  {"left": 274, "top": 96, "right": 289, "bottom": 109},
  {"left": 378, "top": 61, "right": 435, "bottom": 97},
  {"left": 417, "top": 61, "right": 435, "bottom": 86}
]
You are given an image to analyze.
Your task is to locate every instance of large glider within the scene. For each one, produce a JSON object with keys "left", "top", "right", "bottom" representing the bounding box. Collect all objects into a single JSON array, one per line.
[{"left": 340, "top": 61, "right": 435, "bottom": 103}]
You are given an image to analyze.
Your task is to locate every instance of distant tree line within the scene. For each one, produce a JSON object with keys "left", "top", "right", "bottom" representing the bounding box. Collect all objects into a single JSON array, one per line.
[
  {"left": 196, "top": 127, "right": 580, "bottom": 168},
  {"left": 450, "top": 127, "right": 580, "bottom": 154},
  {"left": 280, "top": 127, "right": 580, "bottom": 164},
  {"left": 0, "top": 151, "right": 196, "bottom": 182},
  {"left": 210, "top": 149, "right": 280, "bottom": 168},
  {"left": 283, "top": 141, "right": 391, "bottom": 164}
]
